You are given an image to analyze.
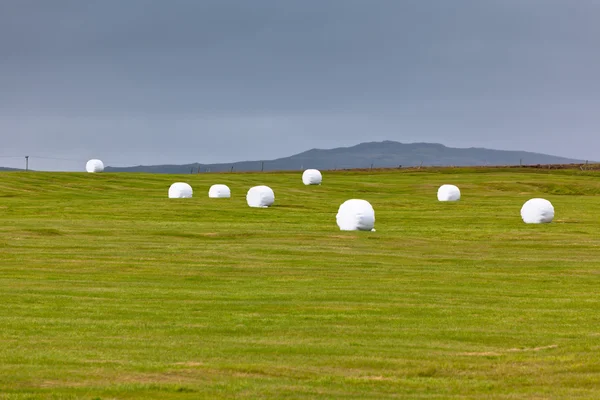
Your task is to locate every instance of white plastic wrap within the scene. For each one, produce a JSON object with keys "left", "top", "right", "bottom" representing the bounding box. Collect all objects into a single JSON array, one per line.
[
  {"left": 302, "top": 169, "right": 322, "bottom": 185},
  {"left": 168, "top": 182, "right": 193, "bottom": 198},
  {"left": 246, "top": 186, "right": 275, "bottom": 208},
  {"left": 208, "top": 184, "right": 231, "bottom": 198},
  {"left": 437, "top": 184, "right": 461, "bottom": 201},
  {"left": 521, "top": 198, "right": 554, "bottom": 224},
  {"left": 336, "top": 199, "right": 375, "bottom": 231},
  {"left": 85, "top": 159, "right": 104, "bottom": 173}
]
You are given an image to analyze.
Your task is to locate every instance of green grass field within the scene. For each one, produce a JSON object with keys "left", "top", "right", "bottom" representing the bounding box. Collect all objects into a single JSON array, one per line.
[{"left": 1, "top": 168, "right": 599, "bottom": 399}]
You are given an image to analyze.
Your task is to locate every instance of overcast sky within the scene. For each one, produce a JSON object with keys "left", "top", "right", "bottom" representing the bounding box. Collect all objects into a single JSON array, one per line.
[{"left": 1, "top": 0, "right": 599, "bottom": 170}]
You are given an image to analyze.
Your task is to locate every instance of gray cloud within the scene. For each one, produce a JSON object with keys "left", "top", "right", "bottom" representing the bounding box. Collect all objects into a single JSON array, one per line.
[{"left": 1, "top": 0, "right": 599, "bottom": 170}]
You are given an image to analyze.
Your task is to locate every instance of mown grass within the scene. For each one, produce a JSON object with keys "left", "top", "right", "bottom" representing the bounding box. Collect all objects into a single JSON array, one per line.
[{"left": 0, "top": 168, "right": 600, "bottom": 399}]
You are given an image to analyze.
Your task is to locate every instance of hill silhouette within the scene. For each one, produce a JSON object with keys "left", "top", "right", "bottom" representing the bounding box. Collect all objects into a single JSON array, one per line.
[{"left": 103, "top": 141, "right": 585, "bottom": 173}]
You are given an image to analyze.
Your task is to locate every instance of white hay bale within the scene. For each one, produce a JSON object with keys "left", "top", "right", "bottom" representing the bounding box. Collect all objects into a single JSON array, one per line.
[
  {"left": 521, "top": 198, "right": 554, "bottom": 224},
  {"left": 85, "top": 159, "right": 104, "bottom": 173},
  {"left": 437, "top": 184, "right": 461, "bottom": 201},
  {"left": 168, "top": 182, "right": 193, "bottom": 198},
  {"left": 208, "top": 184, "right": 231, "bottom": 198},
  {"left": 302, "top": 169, "right": 322, "bottom": 185},
  {"left": 336, "top": 199, "right": 375, "bottom": 231},
  {"left": 246, "top": 185, "right": 275, "bottom": 208}
]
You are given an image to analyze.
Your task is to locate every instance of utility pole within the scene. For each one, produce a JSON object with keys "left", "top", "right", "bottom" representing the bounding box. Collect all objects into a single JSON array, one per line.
[{"left": 25, "top": 156, "right": 29, "bottom": 171}]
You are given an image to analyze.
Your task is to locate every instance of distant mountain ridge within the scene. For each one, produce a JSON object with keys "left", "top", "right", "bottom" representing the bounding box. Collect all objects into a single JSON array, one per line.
[{"left": 104, "top": 141, "right": 586, "bottom": 173}]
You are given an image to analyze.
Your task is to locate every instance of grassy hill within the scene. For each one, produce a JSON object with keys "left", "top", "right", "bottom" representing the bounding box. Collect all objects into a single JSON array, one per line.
[
  {"left": 104, "top": 141, "right": 586, "bottom": 173},
  {"left": 1, "top": 168, "right": 600, "bottom": 399}
]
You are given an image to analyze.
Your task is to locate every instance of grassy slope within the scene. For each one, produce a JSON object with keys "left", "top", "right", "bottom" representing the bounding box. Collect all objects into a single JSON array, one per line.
[{"left": 0, "top": 169, "right": 599, "bottom": 399}]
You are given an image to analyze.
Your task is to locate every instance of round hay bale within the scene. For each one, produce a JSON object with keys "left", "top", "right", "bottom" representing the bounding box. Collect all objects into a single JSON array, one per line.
[
  {"left": 168, "top": 182, "right": 193, "bottom": 198},
  {"left": 521, "top": 198, "right": 554, "bottom": 223},
  {"left": 336, "top": 199, "right": 375, "bottom": 231},
  {"left": 302, "top": 169, "right": 322, "bottom": 185},
  {"left": 85, "top": 159, "right": 104, "bottom": 173},
  {"left": 208, "top": 184, "right": 231, "bottom": 198},
  {"left": 437, "top": 184, "right": 461, "bottom": 201},
  {"left": 246, "top": 186, "right": 274, "bottom": 208}
]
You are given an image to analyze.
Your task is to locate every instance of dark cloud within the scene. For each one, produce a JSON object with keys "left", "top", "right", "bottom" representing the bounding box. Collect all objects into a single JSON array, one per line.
[{"left": 1, "top": 0, "right": 599, "bottom": 170}]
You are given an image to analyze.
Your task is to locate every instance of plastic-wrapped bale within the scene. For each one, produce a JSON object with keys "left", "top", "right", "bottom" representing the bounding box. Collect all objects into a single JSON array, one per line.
[
  {"left": 336, "top": 199, "right": 375, "bottom": 231},
  {"left": 302, "top": 169, "right": 322, "bottom": 185},
  {"left": 437, "top": 184, "right": 461, "bottom": 201},
  {"left": 168, "top": 182, "right": 193, "bottom": 198},
  {"left": 208, "top": 184, "right": 231, "bottom": 198},
  {"left": 521, "top": 198, "right": 554, "bottom": 224},
  {"left": 246, "top": 186, "right": 275, "bottom": 208},
  {"left": 85, "top": 159, "right": 104, "bottom": 173}
]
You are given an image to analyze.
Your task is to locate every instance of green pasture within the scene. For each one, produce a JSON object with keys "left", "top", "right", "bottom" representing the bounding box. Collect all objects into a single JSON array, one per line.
[{"left": 0, "top": 168, "right": 599, "bottom": 399}]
